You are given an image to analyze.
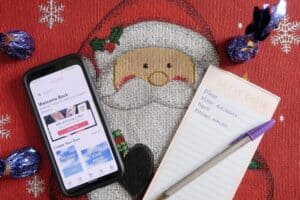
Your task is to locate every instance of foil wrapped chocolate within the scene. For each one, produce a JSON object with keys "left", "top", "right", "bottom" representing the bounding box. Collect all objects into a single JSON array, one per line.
[
  {"left": 0, "top": 147, "right": 40, "bottom": 178},
  {"left": 227, "top": 0, "right": 287, "bottom": 63},
  {"left": 227, "top": 35, "right": 259, "bottom": 63},
  {"left": 0, "top": 30, "right": 35, "bottom": 60}
]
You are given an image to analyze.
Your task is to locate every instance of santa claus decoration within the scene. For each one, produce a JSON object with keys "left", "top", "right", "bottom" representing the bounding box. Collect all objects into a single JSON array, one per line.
[{"left": 79, "top": 0, "right": 219, "bottom": 199}]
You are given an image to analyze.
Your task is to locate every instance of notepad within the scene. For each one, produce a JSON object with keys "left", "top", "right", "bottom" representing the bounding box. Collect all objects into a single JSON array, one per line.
[{"left": 143, "top": 66, "right": 280, "bottom": 200}]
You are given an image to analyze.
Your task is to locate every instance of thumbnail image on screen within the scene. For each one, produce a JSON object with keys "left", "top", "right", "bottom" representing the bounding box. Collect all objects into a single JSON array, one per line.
[{"left": 44, "top": 101, "right": 97, "bottom": 141}]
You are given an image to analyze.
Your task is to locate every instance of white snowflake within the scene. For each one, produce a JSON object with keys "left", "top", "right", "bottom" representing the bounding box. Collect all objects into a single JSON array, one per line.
[
  {"left": 39, "top": 0, "right": 64, "bottom": 29},
  {"left": 26, "top": 175, "right": 45, "bottom": 198},
  {"left": 0, "top": 114, "right": 10, "bottom": 139},
  {"left": 271, "top": 15, "right": 300, "bottom": 53}
]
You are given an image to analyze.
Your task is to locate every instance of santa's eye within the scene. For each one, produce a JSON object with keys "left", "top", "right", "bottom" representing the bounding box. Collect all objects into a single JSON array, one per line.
[
  {"left": 167, "top": 63, "right": 172, "bottom": 68},
  {"left": 143, "top": 63, "right": 148, "bottom": 69}
]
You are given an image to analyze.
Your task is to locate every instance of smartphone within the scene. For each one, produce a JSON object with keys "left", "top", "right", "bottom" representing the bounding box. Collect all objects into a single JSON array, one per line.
[{"left": 23, "top": 54, "right": 124, "bottom": 197}]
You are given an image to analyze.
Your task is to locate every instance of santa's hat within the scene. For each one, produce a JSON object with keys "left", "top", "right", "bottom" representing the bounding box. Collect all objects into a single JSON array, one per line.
[{"left": 79, "top": 0, "right": 218, "bottom": 74}]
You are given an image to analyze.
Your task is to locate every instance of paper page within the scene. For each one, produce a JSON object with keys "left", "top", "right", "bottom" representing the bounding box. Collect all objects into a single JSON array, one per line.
[{"left": 143, "top": 66, "right": 280, "bottom": 200}]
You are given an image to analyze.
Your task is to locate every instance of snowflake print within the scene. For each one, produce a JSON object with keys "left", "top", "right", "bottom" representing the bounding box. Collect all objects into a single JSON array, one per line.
[
  {"left": 271, "top": 15, "right": 300, "bottom": 53},
  {"left": 39, "top": 0, "right": 64, "bottom": 29},
  {"left": 0, "top": 114, "right": 10, "bottom": 139},
  {"left": 26, "top": 175, "right": 45, "bottom": 198}
]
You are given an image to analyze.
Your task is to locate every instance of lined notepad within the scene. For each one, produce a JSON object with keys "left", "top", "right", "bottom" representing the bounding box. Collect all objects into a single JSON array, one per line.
[{"left": 143, "top": 66, "right": 280, "bottom": 200}]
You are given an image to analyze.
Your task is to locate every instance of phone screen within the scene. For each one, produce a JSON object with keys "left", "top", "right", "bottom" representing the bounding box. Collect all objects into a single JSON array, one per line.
[{"left": 29, "top": 64, "right": 118, "bottom": 190}]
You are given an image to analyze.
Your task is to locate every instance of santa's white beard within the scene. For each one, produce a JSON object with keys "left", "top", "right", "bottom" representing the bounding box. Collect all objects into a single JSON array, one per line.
[{"left": 101, "top": 78, "right": 195, "bottom": 110}]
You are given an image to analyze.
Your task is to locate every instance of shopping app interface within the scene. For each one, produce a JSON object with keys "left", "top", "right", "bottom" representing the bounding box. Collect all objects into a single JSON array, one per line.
[{"left": 30, "top": 65, "right": 118, "bottom": 189}]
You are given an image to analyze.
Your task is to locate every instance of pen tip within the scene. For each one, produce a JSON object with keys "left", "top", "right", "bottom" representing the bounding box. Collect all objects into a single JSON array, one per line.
[{"left": 248, "top": 119, "right": 276, "bottom": 140}]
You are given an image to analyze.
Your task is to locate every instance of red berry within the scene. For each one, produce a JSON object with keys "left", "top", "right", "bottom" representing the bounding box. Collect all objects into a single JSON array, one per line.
[
  {"left": 104, "top": 42, "right": 116, "bottom": 53},
  {"left": 115, "top": 136, "right": 124, "bottom": 144}
]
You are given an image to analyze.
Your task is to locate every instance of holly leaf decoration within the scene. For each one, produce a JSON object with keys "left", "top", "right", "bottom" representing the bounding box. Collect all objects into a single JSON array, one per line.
[
  {"left": 248, "top": 159, "right": 263, "bottom": 169},
  {"left": 112, "top": 129, "right": 122, "bottom": 138},
  {"left": 90, "top": 26, "right": 123, "bottom": 52},
  {"left": 112, "top": 129, "right": 129, "bottom": 158},
  {"left": 90, "top": 37, "right": 106, "bottom": 51},
  {"left": 109, "top": 27, "right": 123, "bottom": 44}
]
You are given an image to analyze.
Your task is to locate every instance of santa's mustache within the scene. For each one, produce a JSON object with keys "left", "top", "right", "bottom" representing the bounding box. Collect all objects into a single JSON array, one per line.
[{"left": 100, "top": 78, "right": 195, "bottom": 110}]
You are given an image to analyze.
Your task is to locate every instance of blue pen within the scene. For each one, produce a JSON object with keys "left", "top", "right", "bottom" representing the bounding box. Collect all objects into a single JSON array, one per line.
[{"left": 158, "top": 119, "right": 276, "bottom": 200}]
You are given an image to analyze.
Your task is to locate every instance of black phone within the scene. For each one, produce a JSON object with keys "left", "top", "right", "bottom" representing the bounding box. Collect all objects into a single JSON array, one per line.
[{"left": 23, "top": 54, "right": 124, "bottom": 197}]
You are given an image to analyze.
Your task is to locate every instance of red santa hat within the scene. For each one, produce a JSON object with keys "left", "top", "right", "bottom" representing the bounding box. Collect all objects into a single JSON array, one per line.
[{"left": 79, "top": 0, "right": 218, "bottom": 74}]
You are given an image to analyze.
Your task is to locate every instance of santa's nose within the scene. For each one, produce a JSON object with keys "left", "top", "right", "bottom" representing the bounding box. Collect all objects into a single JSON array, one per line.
[{"left": 147, "top": 71, "right": 169, "bottom": 86}]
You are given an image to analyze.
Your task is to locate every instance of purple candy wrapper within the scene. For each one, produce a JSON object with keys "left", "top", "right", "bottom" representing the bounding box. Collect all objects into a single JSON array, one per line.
[{"left": 0, "top": 30, "right": 35, "bottom": 60}]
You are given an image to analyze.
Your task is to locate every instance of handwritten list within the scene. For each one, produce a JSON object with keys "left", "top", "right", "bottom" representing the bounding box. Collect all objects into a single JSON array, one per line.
[{"left": 143, "top": 66, "right": 280, "bottom": 200}]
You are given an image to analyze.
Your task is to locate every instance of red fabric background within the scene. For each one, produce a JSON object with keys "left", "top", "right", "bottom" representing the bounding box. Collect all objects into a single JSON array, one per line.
[{"left": 0, "top": 0, "right": 299, "bottom": 199}]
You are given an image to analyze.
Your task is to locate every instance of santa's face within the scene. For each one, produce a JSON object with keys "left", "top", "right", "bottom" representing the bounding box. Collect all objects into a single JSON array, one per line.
[
  {"left": 98, "top": 47, "right": 198, "bottom": 110},
  {"left": 114, "top": 47, "right": 195, "bottom": 89}
]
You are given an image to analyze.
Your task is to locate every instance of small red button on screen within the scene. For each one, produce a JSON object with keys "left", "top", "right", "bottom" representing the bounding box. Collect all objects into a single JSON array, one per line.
[{"left": 58, "top": 121, "right": 89, "bottom": 135}]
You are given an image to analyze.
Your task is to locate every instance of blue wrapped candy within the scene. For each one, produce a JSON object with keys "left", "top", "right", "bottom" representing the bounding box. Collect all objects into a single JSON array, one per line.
[
  {"left": 227, "top": 0, "right": 287, "bottom": 63},
  {"left": 0, "top": 30, "right": 35, "bottom": 60},
  {"left": 0, "top": 147, "right": 40, "bottom": 178},
  {"left": 227, "top": 35, "right": 259, "bottom": 63}
]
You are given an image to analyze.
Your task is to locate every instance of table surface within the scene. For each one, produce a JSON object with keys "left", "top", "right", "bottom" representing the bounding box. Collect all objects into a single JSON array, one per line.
[{"left": 0, "top": 0, "right": 299, "bottom": 199}]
